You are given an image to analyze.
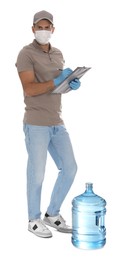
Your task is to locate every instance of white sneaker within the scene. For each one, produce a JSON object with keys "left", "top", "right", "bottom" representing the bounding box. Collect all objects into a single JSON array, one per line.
[
  {"left": 28, "top": 219, "right": 52, "bottom": 238},
  {"left": 43, "top": 213, "right": 72, "bottom": 233}
]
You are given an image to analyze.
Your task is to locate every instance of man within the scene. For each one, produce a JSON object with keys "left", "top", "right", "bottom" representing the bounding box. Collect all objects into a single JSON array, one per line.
[{"left": 16, "top": 10, "right": 81, "bottom": 238}]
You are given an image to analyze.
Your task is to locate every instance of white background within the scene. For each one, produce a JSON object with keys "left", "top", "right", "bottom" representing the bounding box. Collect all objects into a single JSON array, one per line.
[{"left": 0, "top": 0, "right": 120, "bottom": 259}]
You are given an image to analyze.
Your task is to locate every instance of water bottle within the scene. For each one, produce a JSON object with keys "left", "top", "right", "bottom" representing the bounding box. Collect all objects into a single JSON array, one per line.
[{"left": 72, "top": 183, "right": 106, "bottom": 249}]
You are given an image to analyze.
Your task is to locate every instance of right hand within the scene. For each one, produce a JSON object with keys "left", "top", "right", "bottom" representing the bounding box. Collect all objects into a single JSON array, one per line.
[{"left": 53, "top": 68, "right": 73, "bottom": 87}]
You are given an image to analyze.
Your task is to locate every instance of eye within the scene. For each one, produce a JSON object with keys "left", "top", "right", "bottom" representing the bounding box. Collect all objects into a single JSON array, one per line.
[{"left": 38, "top": 26, "right": 43, "bottom": 30}]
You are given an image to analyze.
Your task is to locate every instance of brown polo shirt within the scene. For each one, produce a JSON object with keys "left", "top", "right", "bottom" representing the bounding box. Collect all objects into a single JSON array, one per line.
[{"left": 16, "top": 40, "right": 65, "bottom": 126}]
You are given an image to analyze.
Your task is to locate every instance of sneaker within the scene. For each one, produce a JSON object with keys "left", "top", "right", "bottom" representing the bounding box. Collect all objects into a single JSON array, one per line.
[
  {"left": 28, "top": 219, "right": 52, "bottom": 238},
  {"left": 43, "top": 213, "right": 72, "bottom": 233}
]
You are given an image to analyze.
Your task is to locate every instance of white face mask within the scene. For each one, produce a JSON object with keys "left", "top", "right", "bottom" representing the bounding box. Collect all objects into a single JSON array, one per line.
[{"left": 34, "top": 30, "right": 52, "bottom": 45}]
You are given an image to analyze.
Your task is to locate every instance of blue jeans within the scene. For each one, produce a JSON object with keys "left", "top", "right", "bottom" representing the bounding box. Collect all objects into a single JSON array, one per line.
[{"left": 23, "top": 124, "right": 77, "bottom": 220}]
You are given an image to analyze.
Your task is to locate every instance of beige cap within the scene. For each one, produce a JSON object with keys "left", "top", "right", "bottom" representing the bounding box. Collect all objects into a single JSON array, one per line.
[{"left": 33, "top": 10, "right": 53, "bottom": 24}]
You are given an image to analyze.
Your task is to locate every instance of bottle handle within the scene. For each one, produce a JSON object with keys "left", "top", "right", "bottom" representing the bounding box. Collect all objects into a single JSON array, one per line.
[{"left": 96, "top": 215, "right": 105, "bottom": 232}]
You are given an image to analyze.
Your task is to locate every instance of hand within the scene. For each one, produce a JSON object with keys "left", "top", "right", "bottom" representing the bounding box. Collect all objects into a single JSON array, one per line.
[
  {"left": 53, "top": 68, "right": 73, "bottom": 87},
  {"left": 69, "top": 78, "right": 81, "bottom": 90}
]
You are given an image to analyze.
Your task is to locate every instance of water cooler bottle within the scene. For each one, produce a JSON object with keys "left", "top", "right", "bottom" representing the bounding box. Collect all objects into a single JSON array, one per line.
[{"left": 72, "top": 182, "right": 106, "bottom": 249}]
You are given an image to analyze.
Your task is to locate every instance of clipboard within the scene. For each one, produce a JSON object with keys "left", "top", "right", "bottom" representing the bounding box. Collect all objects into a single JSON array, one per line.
[{"left": 52, "top": 66, "right": 91, "bottom": 94}]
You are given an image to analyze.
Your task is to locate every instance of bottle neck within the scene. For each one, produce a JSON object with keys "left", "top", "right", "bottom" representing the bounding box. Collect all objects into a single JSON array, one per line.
[{"left": 85, "top": 182, "right": 93, "bottom": 193}]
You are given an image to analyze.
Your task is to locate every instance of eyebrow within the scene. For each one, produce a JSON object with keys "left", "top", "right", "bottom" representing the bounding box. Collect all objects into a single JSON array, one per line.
[{"left": 38, "top": 25, "right": 51, "bottom": 28}]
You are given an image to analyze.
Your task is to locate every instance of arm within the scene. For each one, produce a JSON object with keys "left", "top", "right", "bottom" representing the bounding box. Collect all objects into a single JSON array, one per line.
[{"left": 18, "top": 70, "right": 55, "bottom": 96}]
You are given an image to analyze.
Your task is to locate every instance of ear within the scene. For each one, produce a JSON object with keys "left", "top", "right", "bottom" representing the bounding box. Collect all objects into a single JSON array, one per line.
[
  {"left": 32, "top": 26, "right": 35, "bottom": 33},
  {"left": 52, "top": 27, "right": 55, "bottom": 34}
]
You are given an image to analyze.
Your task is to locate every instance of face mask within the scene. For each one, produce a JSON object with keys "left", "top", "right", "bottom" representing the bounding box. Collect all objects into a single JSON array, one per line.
[{"left": 34, "top": 30, "right": 52, "bottom": 45}]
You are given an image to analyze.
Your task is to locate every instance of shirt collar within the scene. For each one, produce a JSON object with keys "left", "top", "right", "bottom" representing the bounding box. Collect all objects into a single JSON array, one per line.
[{"left": 32, "top": 39, "right": 54, "bottom": 53}]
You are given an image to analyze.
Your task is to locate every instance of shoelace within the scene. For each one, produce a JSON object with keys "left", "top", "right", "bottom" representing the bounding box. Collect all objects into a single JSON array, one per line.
[
  {"left": 38, "top": 219, "right": 49, "bottom": 230},
  {"left": 58, "top": 215, "right": 66, "bottom": 224}
]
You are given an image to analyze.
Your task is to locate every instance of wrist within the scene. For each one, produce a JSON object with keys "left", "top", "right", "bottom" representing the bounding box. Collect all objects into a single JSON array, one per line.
[{"left": 53, "top": 78, "right": 58, "bottom": 87}]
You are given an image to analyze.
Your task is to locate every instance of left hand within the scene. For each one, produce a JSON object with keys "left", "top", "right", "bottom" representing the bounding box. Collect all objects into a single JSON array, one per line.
[{"left": 69, "top": 78, "right": 81, "bottom": 90}]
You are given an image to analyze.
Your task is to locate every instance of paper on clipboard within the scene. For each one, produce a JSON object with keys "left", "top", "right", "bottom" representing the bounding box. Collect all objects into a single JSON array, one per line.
[{"left": 52, "top": 66, "right": 91, "bottom": 94}]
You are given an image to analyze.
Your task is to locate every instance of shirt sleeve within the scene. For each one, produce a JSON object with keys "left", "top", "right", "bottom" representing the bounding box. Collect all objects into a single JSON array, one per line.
[{"left": 16, "top": 48, "right": 34, "bottom": 72}]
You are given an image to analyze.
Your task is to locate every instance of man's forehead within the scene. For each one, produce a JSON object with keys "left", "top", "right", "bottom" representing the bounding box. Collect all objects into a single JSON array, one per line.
[{"left": 35, "top": 19, "right": 52, "bottom": 26}]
